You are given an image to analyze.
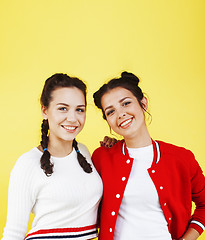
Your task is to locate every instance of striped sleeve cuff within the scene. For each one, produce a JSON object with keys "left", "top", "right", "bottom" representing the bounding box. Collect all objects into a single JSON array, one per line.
[{"left": 189, "top": 220, "right": 205, "bottom": 235}]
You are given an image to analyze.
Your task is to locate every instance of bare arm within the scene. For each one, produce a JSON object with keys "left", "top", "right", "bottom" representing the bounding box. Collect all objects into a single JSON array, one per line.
[{"left": 179, "top": 228, "right": 200, "bottom": 240}]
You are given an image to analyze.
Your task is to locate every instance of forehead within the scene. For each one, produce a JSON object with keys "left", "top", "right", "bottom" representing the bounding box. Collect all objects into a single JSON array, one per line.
[
  {"left": 101, "top": 87, "right": 135, "bottom": 108},
  {"left": 50, "top": 87, "right": 85, "bottom": 104}
]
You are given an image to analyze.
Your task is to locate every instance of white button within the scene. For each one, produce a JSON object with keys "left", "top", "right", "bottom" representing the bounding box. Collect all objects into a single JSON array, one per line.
[
  {"left": 160, "top": 186, "right": 163, "bottom": 190},
  {"left": 109, "top": 228, "right": 112, "bottom": 232},
  {"left": 116, "top": 194, "right": 120, "bottom": 198},
  {"left": 126, "top": 159, "right": 130, "bottom": 164},
  {"left": 152, "top": 170, "right": 155, "bottom": 173},
  {"left": 164, "top": 203, "right": 167, "bottom": 206},
  {"left": 111, "top": 211, "right": 115, "bottom": 216},
  {"left": 169, "top": 217, "right": 171, "bottom": 221},
  {"left": 122, "top": 177, "right": 126, "bottom": 181}
]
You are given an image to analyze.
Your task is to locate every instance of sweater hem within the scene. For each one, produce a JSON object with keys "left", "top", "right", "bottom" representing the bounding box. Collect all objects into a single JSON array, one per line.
[{"left": 25, "top": 225, "right": 98, "bottom": 240}]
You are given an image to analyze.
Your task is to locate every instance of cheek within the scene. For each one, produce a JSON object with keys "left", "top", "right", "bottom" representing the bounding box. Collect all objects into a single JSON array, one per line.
[
  {"left": 138, "top": 108, "right": 145, "bottom": 117},
  {"left": 106, "top": 118, "right": 116, "bottom": 129},
  {"left": 50, "top": 114, "right": 62, "bottom": 122},
  {"left": 48, "top": 113, "right": 65, "bottom": 126},
  {"left": 131, "top": 105, "right": 144, "bottom": 116},
  {"left": 79, "top": 114, "right": 86, "bottom": 125}
]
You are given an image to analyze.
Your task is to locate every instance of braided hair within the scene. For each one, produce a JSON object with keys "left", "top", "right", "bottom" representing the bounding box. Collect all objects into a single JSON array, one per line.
[
  {"left": 72, "top": 139, "right": 92, "bottom": 173},
  {"left": 40, "top": 119, "right": 53, "bottom": 176},
  {"left": 40, "top": 73, "right": 92, "bottom": 176}
]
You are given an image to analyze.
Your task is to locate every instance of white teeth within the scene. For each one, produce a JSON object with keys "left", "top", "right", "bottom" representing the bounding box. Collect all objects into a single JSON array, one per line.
[
  {"left": 120, "top": 119, "right": 132, "bottom": 127},
  {"left": 63, "top": 126, "right": 76, "bottom": 130}
]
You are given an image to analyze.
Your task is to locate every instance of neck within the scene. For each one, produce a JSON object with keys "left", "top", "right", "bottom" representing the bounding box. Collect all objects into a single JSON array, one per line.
[
  {"left": 124, "top": 126, "right": 152, "bottom": 148},
  {"left": 47, "top": 137, "right": 73, "bottom": 157}
]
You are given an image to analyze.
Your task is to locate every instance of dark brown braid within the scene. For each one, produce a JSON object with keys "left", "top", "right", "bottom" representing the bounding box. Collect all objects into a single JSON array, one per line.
[
  {"left": 40, "top": 119, "right": 53, "bottom": 176},
  {"left": 40, "top": 73, "right": 89, "bottom": 176},
  {"left": 72, "top": 139, "right": 92, "bottom": 173}
]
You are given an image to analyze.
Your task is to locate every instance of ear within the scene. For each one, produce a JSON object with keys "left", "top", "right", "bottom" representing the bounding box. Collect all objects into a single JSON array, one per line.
[
  {"left": 41, "top": 105, "right": 48, "bottom": 119},
  {"left": 141, "top": 97, "right": 148, "bottom": 111}
]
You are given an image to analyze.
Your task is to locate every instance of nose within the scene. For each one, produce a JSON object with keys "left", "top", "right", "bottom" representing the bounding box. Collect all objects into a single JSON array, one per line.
[
  {"left": 118, "top": 111, "right": 126, "bottom": 119},
  {"left": 66, "top": 110, "right": 77, "bottom": 122}
]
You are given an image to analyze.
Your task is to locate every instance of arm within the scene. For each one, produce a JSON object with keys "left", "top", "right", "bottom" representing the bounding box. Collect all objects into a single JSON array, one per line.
[
  {"left": 181, "top": 152, "right": 205, "bottom": 239},
  {"left": 2, "top": 156, "right": 35, "bottom": 240},
  {"left": 179, "top": 228, "right": 200, "bottom": 240}
]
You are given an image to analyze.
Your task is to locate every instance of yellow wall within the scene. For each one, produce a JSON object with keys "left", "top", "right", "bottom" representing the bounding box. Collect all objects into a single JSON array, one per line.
[{"left": 0, "top": 0, "right": 204, "bottom": 239}]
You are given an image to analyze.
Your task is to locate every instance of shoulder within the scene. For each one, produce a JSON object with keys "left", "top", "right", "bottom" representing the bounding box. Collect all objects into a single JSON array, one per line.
[
  {"left": 156, "top": 140, "right": 201, "bottom": 172},
  {"left": 78, "top": 143, "right": 90, "bottom": 156},
  {"left": 11, "top": 147, "right": 42, "bottom": 176},
  {"left": 92, "top": 140, "right": 123, "bottom": 164},
  {"left": 9, "top": 148, "right": 43, "bottom": 193},
  {"left": 77, "top": 143, "right": 92, "bottom": 163},
  {"left": 156, "top": 140, "right": 194, "bottom": 158}
]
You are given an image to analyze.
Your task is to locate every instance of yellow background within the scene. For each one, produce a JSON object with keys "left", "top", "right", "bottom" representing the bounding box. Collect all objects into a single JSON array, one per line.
[{"left": 0, "top": 0, "right": 205, "bottom": 239}]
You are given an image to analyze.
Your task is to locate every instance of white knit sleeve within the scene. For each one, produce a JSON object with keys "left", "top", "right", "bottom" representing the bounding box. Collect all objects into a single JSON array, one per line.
[{"left": 2, "top": 154, "right": 36, "bottom": 240}]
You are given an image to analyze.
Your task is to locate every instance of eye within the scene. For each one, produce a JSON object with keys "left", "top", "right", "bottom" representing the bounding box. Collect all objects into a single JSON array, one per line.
[
  {"left": 106, "top": 109, "right": 115, "bottom": 116},
  {"left": 58, "top": 107, "right": 67, "bottom": 111},
  {"left": 76, "top": 108, "right": 85, "bottom": 113},
  {"left": 122, "top": 101, "right": 131, "bottom": 106}
]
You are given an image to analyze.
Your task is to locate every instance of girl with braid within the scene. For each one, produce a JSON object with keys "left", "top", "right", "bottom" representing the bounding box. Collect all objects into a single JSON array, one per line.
[
  {"left": 2, "top": 73, "right": 103, "bottom": 240},
  {"left": 92, "top": 72, "right": 205, "bottom": 240}
]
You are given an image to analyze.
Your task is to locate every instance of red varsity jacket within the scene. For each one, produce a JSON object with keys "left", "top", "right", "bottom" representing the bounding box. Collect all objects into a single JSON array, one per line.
[{"left": 91, "top": 140, "right": 205, "bottom": 240}]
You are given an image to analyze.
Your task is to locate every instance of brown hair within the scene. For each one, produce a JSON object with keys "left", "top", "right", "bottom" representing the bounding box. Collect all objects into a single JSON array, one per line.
[
  {"left": 40, "top": 73, "right": 92, "bottom": 176},
  {"left": 93, "top": 71, "right": 146, "bottom": 119}
]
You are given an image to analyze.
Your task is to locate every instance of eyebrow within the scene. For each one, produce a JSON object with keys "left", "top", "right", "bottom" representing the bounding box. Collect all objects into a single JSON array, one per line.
[
  {"left": 104, "top": 97, "right": 131, "bottom": 111},
  {"left": 57, "top": 103, "right": 86, "bottom": 107}
]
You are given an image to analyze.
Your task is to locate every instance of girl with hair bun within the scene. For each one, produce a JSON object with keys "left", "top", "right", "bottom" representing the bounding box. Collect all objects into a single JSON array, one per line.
[
  {"left": 2, "top": 73, "right": 103, "bottom": 240},
  {"left": 92, "top": 71, "right": 205, "bottom": 240}
]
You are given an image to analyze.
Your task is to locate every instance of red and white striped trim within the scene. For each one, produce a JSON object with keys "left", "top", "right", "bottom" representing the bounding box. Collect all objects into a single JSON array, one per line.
[
  {"left": 25, "top": 224, "right": 98, "bottom": 240},
  {"left": 191, "top": 220, "right": 205, "bottom": 231}
]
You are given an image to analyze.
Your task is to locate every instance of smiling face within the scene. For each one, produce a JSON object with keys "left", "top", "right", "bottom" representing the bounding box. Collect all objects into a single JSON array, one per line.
[
  {"left": 42, "top": 87, "right": 86, "bottom": 146},
  {"left": 101, "top": 87, "right": 151, "bottom": 147}
]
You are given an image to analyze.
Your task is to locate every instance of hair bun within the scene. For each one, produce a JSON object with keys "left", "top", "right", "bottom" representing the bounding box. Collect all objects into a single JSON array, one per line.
[{"left": 121, "top": 71, "right": 140, "bottom": 85}]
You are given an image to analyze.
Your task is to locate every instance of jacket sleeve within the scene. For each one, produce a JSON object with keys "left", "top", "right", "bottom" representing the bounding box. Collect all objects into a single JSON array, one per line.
[
  {"left": 91, "top": 147, "right": 102, "bottom": 175},
  {"left": 188, "top": 151, "right": 205, "bottom": 234}
]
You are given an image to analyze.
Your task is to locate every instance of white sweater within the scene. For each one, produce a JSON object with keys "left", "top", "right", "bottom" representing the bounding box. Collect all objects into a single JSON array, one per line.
[{"left": 2, "top": 144, "right": 103, "bottom": 240}]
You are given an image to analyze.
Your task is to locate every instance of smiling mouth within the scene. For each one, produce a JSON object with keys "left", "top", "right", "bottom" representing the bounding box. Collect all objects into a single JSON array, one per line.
[
  {"left": 61, "top": 125, "right": 78, "bottom": 131},
  {"left": 119, "top": 118, "right": 133, "bottom": 128}
]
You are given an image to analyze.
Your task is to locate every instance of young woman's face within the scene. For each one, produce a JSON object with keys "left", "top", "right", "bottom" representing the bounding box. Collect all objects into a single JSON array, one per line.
[
  {"left": 101, "top": 87, "right": 148, "bottom": 141},
  {"left": 42, "top": 87, "right": 86, "bottom": 144}
]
